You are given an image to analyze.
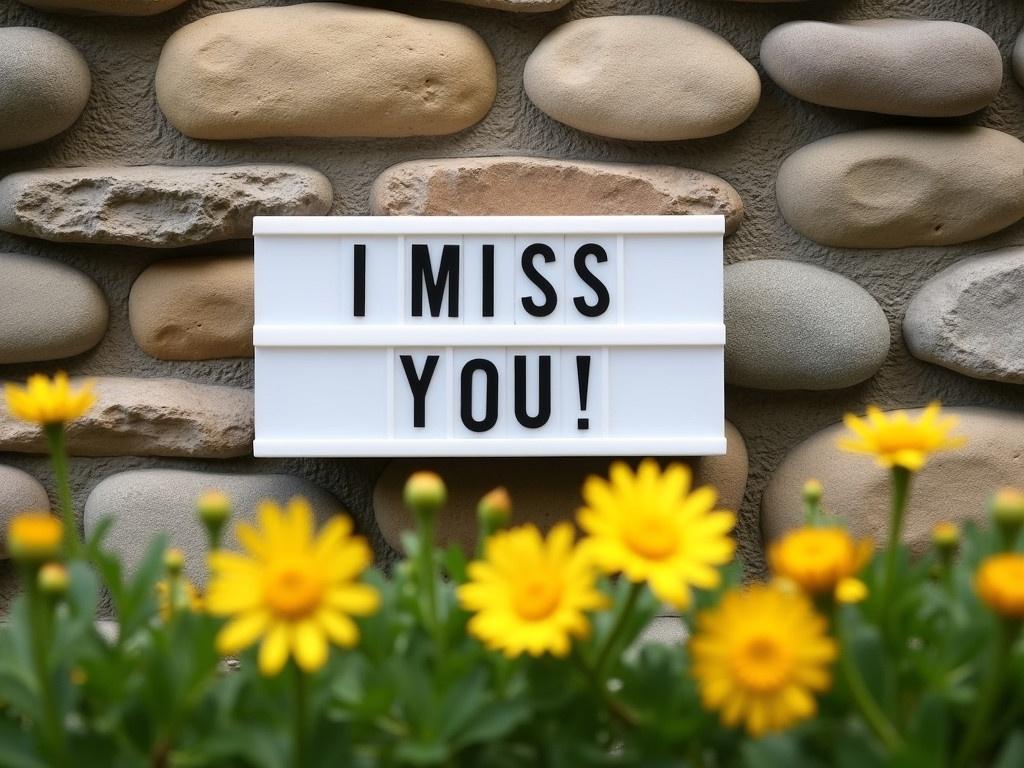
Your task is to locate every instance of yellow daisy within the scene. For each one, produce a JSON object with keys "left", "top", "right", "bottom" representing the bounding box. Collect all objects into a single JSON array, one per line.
[
  {"left": 690, "top": 585, "right": 837, "bottom": 737},
  {"left": 769, "top": 527, "right": 872, "bottom": 600},
  {"left": 206, "top": 497, "right": 380, "bottom": 676},
  {"left": 4, "top": 372, "right": 95, "bottom": 426},
  {"left": 458, "top": 523, "right": 608, "bottom": 658},
  {"left": 975, "top": 553, "right": 1024, "bottom": 620},
  {"left": 577, "top": 460, "right": 736, "bottom": 609},
  {"left": 838, "top": 402, "right": 964, "bottom": 472}
]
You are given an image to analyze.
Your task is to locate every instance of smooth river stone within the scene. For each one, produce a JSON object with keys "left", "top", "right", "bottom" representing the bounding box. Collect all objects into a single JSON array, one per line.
[
  {"left": 84, "top": 470, "right": 343, "bottom": 582},
  {"left": 904, "top": 248, "right": 1024, "bottom": 384},
  {"left": 524, "top": 16, "right": 759, "bottom": 141},
  {"left": 725, "top": 260, "right": 888, "bottom": 390},
  {"left": 1015, "top": 26, "right": 1024, "bottom": 87},
  {"left": 373, "top": 421, "right": 748, "bottom": 553},
  {"left": 130, "top": 255, "right": 253, "bottom": 361},
  {"left": 0, "top": 28, "right": 90, "bottom": 151},
  {"left": 0, "top": 377, "right": 253, "bottom": 458},
  {"left": 0, "top": 165, "right": 332, "bottom": 248},
  {"left": 0, "top": 466, "right": 50, "bottom": 559},
  {"left": 776, "top": 128, "right": 1024, "bottom": 248},
  {"left": 156, "top": 3, "right": 496, "bottom": 140},
  {"left": 439, "top": 0, "right": 570, "bottom": 9},
  {"left": 371, "top": 157, "right": 744, "bottom": 234},
  {"left": 17, "top": 0, "right": 186, "bottom": 15},
  {"left": 762, "top": 408, "right": 1024, "bottom": 553},
  {"left": 761, "top": 20, "right": 1001, "bottom": 117},
  {"left": 0, "top": 253, "right": 108, "bottom": 364}
]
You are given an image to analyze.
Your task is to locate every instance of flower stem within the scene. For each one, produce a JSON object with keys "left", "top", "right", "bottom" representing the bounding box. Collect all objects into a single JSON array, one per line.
[
  {"left": 291, "top": 664, "right": 308, "bottom": 768},
  {"left": 26, "top": 573, "right": 68, "bottom": 766},
  {"left": 594, "top": 581, "right": 643, "bottom": 677},
  {"left": 570, "top": 647, "right": 637, "bottom": 727},
  {"left": 44, "top": 423, "right": 80, "bottom": 558},
  {"left": 954, "top": 621, "right": 1016, "bottom": 768},
  {"left": 415, "top": 512, "right": 442, "bottom": 649},
  {"left": 880, "top": 467, "right": 911, "bottom": 620}
]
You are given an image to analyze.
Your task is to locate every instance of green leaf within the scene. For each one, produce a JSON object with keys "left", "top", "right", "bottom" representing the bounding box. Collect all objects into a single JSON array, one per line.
[
  {"left": 992, "top": 731, "right": 1024, "bottom": 768},
  {"left": 451, "top": 698, "right": 532, "bottom": 748},
  {"left": 740, "top": 733, "right": 806, "bottom": 768}
]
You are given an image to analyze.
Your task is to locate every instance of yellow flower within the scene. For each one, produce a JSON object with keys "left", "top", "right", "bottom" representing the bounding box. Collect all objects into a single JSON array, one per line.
[
  {"left": 690, "top": 585, "right": 837, "bottom": 737},
  {"left": 975, "top": 553, "right": 1024, "bottom": 620},
  {"left": 458, "top": 523, "right": 608, "bottom": 658},
  {"left": 838, "top": 402, "right": 964, "bottom": 472},
  {"left": 769, "top": 527, "right": 872, "bottom": 600},
  {"left": 206, "top": 497, "right": 380, "bottom": 676},
  {"left": 7, "top": 513, "right": 63, "bottom": 561},
  {"left": 835, "top": 578, "right": 868, "bottom": 604},
  {"left": 577, "top": 460, "right": 735, "bottom": 609},
  {"left": 4, "top": 372, "right": 95, "bottom": 426},
  {"left": 156, "top": 577, "right": 204, "bottom": 621}
]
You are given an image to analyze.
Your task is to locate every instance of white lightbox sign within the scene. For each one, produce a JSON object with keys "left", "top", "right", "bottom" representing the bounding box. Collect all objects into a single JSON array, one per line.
[{"left": 253, "top": 216, "right": 725, "bottom": 457}]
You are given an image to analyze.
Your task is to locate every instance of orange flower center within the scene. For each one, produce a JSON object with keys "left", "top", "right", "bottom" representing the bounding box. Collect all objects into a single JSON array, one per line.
[
  {"left": 731, "top": 634, "right": 792, "bottom": 693},
  {"left": 513, "top": 578, "right": 562, "bottom": 621},
  {"left": 623, "top": 515, "right": 678, "bottom": 560},
  {"left": 265, "top": 564, "right": 324, "bottom": 619}
]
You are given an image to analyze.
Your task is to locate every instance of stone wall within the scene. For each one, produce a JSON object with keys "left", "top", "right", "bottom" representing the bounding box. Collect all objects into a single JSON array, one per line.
[{"left": 1, "top": 0, "right": 1023, "bottom": 600}]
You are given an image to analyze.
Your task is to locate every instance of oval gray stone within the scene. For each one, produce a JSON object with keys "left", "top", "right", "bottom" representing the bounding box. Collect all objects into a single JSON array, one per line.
[
  {"left": 370, "top": 156, "right": 744, "bottom": 235},
  {"left": 904, "top": 247, "right": 1024, "bottom": 384},
  {"left": 0, "top": 466, "right": 50, "bottom": 559},
  {"left": 439, "top": 0, "right": 570, "bottom": 9},
  {"left": 84, "top": 470, "right": 343, "bottom": 582},
  {"left": 762, "top": 20, "right": 1001, "bottom": 117},
  {"left": 776, "top": 128, "right": 1024, "bottom": 248},
  {"left": 0, "top": 377, "right": 253, "bottom": 458},
  {"left": 762, "top": 408, "right": 1024, "bottom": 553},
  {"left": 0, "top": 253, "right": 108, "bottom": 364},
  {"left": 155, "top": 3, "right": 496, "bottom": 140},
  {"left": 725, "top": 260, "right": 888, "bottom": 390},
  {"left": 524, "top": 16, "right": 760, "bottom": 141},
  {"left": 0, "top": 28, "right": 90, "bottom": 151},
  {"left": 0, "top": 165, "right": 332, "bottom": 248},
  {"left": 17, "top": 0, "right": 186, "bottom": 15},
  {"left": 1015, "top": 26, "right": 1024, "bottom": 87}
]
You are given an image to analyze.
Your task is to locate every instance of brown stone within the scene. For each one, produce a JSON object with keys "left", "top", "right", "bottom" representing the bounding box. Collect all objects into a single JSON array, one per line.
[
  {"left": 129, "top": 255, "right": 253, "bottom": 361},
  {"left": 373, "top": 422, "right": 748, "bottom": 553},
  {"left": 0, "top": 377, "right": 253, "bottom": 458},
  {"left": 371, "top": 156, "right": 744, "bottom": 235},
  {"left": 761, "top": 408, "right": 1024, "bottom": 553}
]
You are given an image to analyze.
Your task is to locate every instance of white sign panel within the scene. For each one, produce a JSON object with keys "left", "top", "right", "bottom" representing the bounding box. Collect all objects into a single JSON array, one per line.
[{"left": 253, "top": 216, "right": 725, "bottom": 457}]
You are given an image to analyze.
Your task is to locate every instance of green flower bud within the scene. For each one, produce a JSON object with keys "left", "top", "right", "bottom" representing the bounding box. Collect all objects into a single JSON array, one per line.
[
  {"left": 38, "top": 562, "right": 69, "bottom": 596},
  {"left": 403, "top": 471, "right": 447, "bottom": 516},
  {"left": 477, "top": 487, "right": 512, "bottom": 531}
]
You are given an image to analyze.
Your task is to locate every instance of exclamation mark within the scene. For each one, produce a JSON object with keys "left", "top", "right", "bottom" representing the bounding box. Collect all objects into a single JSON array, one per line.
[{"left": 576, "top": 355, "right": 591, "bottom": 430}]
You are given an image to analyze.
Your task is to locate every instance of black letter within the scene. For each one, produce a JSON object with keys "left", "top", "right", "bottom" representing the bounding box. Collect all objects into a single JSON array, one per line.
[
  {"left": 520, "top": 243, "right": 558, "bottom": 317},
  {"left": 573, "top": 243, "right": 611, "bottom": 318},
  {"left": 514, "top": 355, "right": 551, "bottom": 429},
  {"left": 411, "top": 243, "right": 460, "bottom": 318},
  {"left": 461, "top": 359, "right": 499, "bottom": 433},
  {"left": 481, "top": 244, "right": 494, "bottom": 318},
  {"left": 353, "top": 243, "right": 366, "bottom": 317},
  {"left": 400, "top": 355, "right": 438, "bottom": 428}
]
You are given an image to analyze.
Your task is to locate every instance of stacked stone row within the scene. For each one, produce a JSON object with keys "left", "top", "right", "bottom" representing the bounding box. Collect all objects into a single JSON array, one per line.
[{"left": 0, "top": 0, "right": 1023, "bottom": 586}]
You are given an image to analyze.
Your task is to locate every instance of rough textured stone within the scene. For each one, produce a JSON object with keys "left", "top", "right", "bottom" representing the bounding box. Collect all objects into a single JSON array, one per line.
[
  {"left": 0, "top": 166, "right": 332, "bottom": 248},
  {"left": 17, "top": 0, "right": 186, "bottom": 15},
  {"left": 370, "top": 156, "right": 744, "bottom": 234},
  {"left": 1015, "top": 25, "right": 1024, "bottom": 88},
  {"left": 524, "top": 16, "right": 759, "bottom": 141},
  {"left": 0, "top": 253, "right": 108, "bottom": 364},
  {"left": 725, "top": 260, "right": 889, "bottom": 390},
  {"left": 0, "top": 28, "right": 90, "bottom": 151},
  {"left": 84, "top": 470, "right": 342, "bottom": 582},
  {"left": 762, "top": 408, "right": 1024, "bottom": 553},
  {"left": 0, "top": 466, "right": 50, "bottom": 559},
  {"left": 761, "top": 20, "right": 1001, "bottom": 117},
  {"left": 904, "top": 247, "right": 1024, "bottom": 384},
  {"left": 439, "top": 0, "right": 570, "bottom": 10},
  {"left": 0, "top": 377, "right": 253, "bottom": 458},
  {"left": 776, "top": 128, "right": 1024, "bottom": 248},
  {"left": 130, "top": 255, "right": 253, "bottom": 361},
  {"left": 156, "top": 4, "right": 497, "bottom": 140},
  {"left": 373, "top": 422, "right": 748, "bottom": 553}
]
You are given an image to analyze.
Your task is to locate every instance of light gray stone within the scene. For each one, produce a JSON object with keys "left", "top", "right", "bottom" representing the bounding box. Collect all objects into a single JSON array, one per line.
[
  {"left": 0, "top": 166, "right": 332, "bottom": 248},
  {"left": 438, "top": 0, "right": 570, "bottom": 9},
  {"left": 17, "top": 0, "right": 186, "bottom": 15},
  {"left": 371, "top": 156, "right": 744, "bottom": 234},
  {"left": 0, "top": 377, "right": 253, "bottom": 458},
  {"left": 725, "top": 260, "right": 889, "bottom": 390},
  {"left": 762, "top": 408, "right": 1024, "bottom": 553},
  {"left": 761, "top": 20, "right": 1001, "bottom": 117},
  {"left": 373, "top": 422, "right": 748, "bottom": 553},
  {"left": 1015, "top": 26, "right": 1024, "bottom": 88},
  {"left": 524, "top": 16, "right": 759, "bottom": 141},
  {"left": 0, "top": 28, "right": 90, "bottom": 151},
  {"left": 904, "top": 247, "right": 1024, "bottom": 384},
  {"left": 0, "top": 466, "right": 50, "bottom": 559},
  {"left": 84, "top": 470, "right": 343, "bottom": 583},
  {"left": 776, "top": 128, "right": 1024, "bottom": 248},
  {"left": 0, "top": 253, "right": 108, "bottom": 364},
  {"left": 156, "top": 4, "right": 496, "bottom": 140}
]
